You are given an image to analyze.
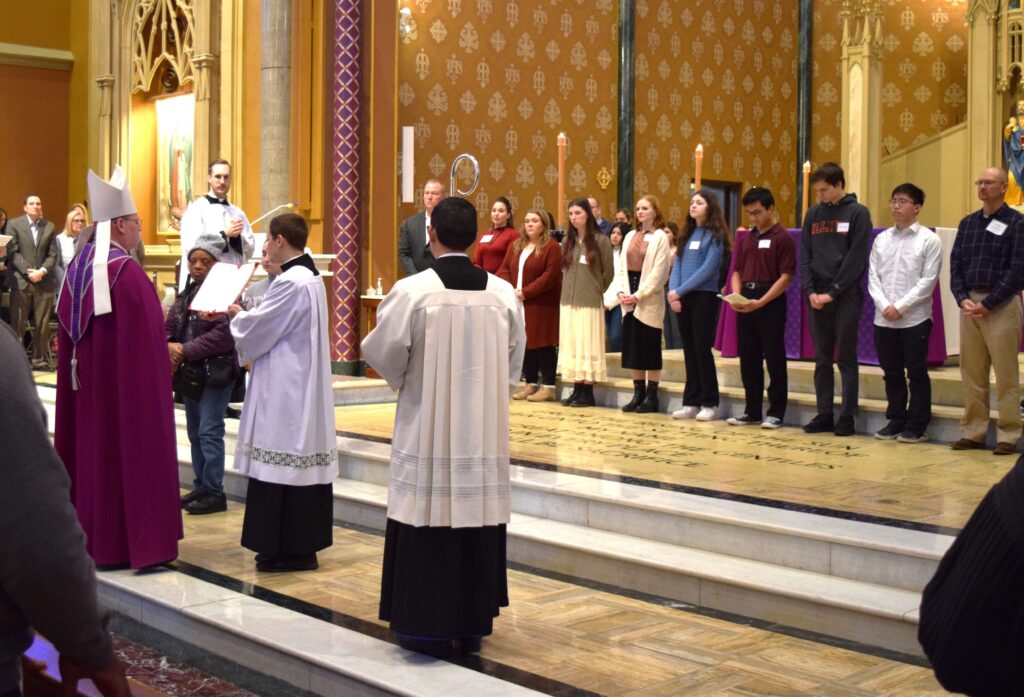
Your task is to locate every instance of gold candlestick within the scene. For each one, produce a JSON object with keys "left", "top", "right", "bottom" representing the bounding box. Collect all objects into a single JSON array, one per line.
[
  {"left": 802, "top": 160, "right": 811, "bottom": 218},
  {"left": 694, "top": 144, "right": 704, "bottom": 192}
]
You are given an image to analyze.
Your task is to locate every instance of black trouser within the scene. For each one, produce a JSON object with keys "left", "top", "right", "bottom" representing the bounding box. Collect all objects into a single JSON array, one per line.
[
  {"left": 736, "top": 287, "right": 788, "bottom": 420},
  {"left": 873, "top": 319, "right": 932, "bottom": 434},
  {"left": 808, "top": 287, "right": 862, "bottom": 418},
  {"left": 678, "top": 291, "right": 720, "bottom": 407},
  {"left": 523, "top": 345, "right": 557, "bottom": 385}
]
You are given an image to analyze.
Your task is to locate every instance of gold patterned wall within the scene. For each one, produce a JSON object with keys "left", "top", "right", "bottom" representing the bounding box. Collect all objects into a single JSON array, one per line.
[
  {"left": 396, "top": 0, "right": 620, "bottom": 226},
  {"left": 811, "top": 0, "right": 968, "bottom": 166},
  {"left": 633, "top": 0, "right": 799, "bottom": 225}
]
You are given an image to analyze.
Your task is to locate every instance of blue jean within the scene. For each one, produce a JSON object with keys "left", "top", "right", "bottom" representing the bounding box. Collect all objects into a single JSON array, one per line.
[
  {"left": 184, "top": 383, "right": 232, "bottom": 496},
  {"left": 605, "top": 305, "right": 623, "bottom": 353}
]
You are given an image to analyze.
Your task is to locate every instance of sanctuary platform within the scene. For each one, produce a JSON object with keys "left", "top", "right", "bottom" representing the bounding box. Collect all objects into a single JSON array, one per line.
[{"left": 33, "top": 349, "right": 1005, "bottom": 695}]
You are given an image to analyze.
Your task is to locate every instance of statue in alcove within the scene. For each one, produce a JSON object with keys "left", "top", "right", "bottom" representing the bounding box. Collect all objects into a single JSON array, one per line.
[{"left": 1002, "top": 99, "right": 1024, "bottom": 204}]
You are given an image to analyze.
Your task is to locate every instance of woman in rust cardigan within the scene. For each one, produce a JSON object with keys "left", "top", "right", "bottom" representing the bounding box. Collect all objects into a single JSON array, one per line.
[{"left": 497, "top": 208, "right": 562, "bottom": 402}]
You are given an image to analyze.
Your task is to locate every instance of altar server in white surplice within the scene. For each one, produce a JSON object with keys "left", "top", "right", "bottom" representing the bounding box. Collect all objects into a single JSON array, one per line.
[
  {"left": 227, "top": 213, "right": 336, "bottom": 573},
  {"left": 362, "top": 196, "right": 525, "bottom": 658}
]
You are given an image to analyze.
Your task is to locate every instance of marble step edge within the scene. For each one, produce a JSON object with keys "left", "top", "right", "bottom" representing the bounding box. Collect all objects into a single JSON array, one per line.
[
  {"left": 96, "top": 567, "right": 542, "bottom": 697},
  {"left": 582, "top": 377, "right": 984, "bottom": 421},
  {"left": 36, "top": 385, "right": 953, "bottom": 565},
  {"left": 194, "top": 459, "right": 922, "bottom": 631},
  {"left": 332, "top": 437, "right": 953, "bottom": 565}
]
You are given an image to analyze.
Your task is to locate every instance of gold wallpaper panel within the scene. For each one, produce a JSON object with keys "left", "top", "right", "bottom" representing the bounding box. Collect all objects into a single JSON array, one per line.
[
  {"left": 811, "top": 0, "right": 968, "bottom": 166},
  {"left": 397, "top": 0, "right": 620, "bottom": 225},
  {"left": 633, "top": 0, "right": 800, "bottom": 225}
]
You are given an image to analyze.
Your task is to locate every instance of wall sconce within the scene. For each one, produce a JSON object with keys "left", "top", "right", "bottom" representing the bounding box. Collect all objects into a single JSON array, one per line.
[{"left": 399, "top": 7, "right": 412, "bottom": 39}]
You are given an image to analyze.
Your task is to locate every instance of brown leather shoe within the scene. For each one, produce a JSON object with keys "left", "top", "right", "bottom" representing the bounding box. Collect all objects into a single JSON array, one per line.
[
  {"left": 949, "top": 438, "right": 984, "bottom": 450},
  {"left": 993, "top": 441, "right": 1018, "bottom": 456}
]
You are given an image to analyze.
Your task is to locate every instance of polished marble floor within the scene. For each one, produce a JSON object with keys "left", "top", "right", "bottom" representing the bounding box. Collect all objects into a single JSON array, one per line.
[
  {"left": 174, "top": 502, "right": 948, "bottom": 696},
  {"left": 334, "top": 401, "right": 1010, "bottom": 531}
]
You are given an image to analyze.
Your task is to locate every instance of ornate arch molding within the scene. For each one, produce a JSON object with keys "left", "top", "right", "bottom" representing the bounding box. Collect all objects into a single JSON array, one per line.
[{"left": 90, "top": 0, "right": 218, "bottom": 196}]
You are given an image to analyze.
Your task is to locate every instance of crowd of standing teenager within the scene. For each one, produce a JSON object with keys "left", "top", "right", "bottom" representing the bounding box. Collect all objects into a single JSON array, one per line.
[{"left": 403, "top": 159, "right": 1024, "bottom": 453}]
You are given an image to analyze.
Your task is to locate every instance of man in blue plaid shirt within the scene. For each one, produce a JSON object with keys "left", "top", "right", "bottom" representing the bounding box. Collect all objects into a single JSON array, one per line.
[{"left": 949, "top": 167, "right": 1024, "bottom": 455}]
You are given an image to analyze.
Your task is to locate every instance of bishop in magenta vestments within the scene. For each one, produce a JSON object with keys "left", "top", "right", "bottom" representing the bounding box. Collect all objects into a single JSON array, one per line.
[{"left": 55, "top": 237, "right": 182, "bottom": 568}]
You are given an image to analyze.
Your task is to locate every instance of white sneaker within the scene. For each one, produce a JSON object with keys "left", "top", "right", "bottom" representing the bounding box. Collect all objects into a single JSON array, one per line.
[
  {"left": 672, "top": 406, "right": 699, "bottom": 420},
  {"left": 761, "top": 416, "right": 783, "bottom": 429},
  {"left": 695, "top": 407, "right": 719, "bottom": 421}
]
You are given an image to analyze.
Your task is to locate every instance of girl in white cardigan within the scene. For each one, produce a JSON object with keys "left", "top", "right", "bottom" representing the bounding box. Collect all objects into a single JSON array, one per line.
[{"left": 611, "top": 195, "right": 673, "bottom": 413}]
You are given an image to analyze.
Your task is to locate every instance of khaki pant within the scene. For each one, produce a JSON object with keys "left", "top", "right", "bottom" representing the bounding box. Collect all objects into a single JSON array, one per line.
[
  {"left": 959, "top": 291, "right": 1022, "bottom": 444},
  {"left": 13, "top": 283, "right": 54, "bottom": 366}
]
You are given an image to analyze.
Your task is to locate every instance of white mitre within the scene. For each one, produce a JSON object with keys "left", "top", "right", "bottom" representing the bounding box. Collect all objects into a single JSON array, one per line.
[{"left": 85, "top": 166, "right": 137, "bottom": 315}]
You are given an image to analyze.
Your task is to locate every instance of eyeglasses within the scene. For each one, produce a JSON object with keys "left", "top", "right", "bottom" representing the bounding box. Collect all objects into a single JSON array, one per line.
[
  {"left": 889, "top": 198, "right": 915, "bottom": 207},
  {"left": 975, "top": 180, "right": 1001, "bottom": 187}
]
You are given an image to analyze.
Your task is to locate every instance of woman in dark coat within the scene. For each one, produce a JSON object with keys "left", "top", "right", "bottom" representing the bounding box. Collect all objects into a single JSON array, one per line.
[{"left": 497, "top": 208, "right": 561, "bottom": 402}]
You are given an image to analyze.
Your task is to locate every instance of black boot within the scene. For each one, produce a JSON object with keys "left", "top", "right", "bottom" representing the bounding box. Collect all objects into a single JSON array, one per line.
[
  {"left": 622, "top": 380, "right": 646, "bottom": 412},
  {"left": 562, "top": 382, "right": 582, "bottom": 406},
  {"left": 572, "top": 383, "right": 596, "bottom": 407},
  {"left": 636, "top": 381, "right": 659, "bottom": 413}
]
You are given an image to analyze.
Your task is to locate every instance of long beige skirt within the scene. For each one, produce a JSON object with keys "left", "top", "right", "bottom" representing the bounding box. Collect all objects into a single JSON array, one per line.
[{"left": 557, "top": 304, "right": 607, "bottom": 382}]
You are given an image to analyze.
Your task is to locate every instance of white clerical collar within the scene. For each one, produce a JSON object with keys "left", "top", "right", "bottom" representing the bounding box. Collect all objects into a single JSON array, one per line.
[
  {"left": 281, "top": 253, "right": 304, "bottom": 265},
  {"left": 437, "top": 252, "right": 469, "bottom": 259}
]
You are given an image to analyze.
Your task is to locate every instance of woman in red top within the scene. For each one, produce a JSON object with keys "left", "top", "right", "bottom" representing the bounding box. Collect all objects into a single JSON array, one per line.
[
  {"left": 473, "top": 197, "right": 519, "bottom": 273},
  {"left": 497, "top": 209, "right": 562, "bottom": 402}
]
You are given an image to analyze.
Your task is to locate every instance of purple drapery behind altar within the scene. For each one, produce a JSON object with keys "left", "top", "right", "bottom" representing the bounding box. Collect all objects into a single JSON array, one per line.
[{"left": 714, "top": 228, "right": 948, "bottom": 366}]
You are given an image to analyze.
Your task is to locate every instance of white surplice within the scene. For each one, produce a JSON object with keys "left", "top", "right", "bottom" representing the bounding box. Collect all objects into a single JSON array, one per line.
[
  {"left": 230, "top": 264, "right": 337, "bottom": 486},
  {"left": 361, "top": 269, "right": 526, "bottom": 528}
]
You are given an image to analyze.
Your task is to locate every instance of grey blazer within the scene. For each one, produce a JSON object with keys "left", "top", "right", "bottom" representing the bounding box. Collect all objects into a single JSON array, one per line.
[
  {"left": 397, "top": 212, "right": 434, "bottom": 277},
  {"left": 7, "top": 216, "right": 58, "bottom": 292}
]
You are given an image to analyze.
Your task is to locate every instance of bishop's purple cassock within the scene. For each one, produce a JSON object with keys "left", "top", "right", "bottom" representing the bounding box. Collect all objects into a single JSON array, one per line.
[{"left": 55, "top": 237, "right": 182, "bottom": 568}]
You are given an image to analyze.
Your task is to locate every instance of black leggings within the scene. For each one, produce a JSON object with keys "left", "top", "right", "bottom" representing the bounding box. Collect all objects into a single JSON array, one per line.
[{"left": 523, "top": 346, "right": 557, "bottom": 385}]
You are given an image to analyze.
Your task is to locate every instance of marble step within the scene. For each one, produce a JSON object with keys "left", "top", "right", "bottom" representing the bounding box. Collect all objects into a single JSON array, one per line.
[
  {"left": 37, "top": 385, "right": 951, "bottom": 595},
  {"left": 201, "top": 459, "right": 926, "bottom": 657},
  {"left": 605, "top": 350, "right": 970, "bottom": 409},
  {"left": 578, "top": 376, "right": 1005, "bottom": 445},
  {"left": 96, "top": 567, "right": 541, "bottom": 697}
]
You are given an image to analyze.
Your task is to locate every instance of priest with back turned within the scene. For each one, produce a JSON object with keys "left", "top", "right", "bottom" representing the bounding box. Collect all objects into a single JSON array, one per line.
[
  {"left": 55, "top": 166, "right": 182, "bottom": 569},
  {"left": 362, "top": 196, "right": 526, "bottom": 657},
  {"left": 227, "top": 213, "right": 337, "bottom": 573}
]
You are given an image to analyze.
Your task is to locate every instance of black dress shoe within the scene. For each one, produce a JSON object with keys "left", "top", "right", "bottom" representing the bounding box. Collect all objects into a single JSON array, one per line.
[
  {"left": 396, "top": 634, "right": 454, "bottom": 658},
  {"left": 257, "top": 553, "right": 318, "bottom": 572},
  {"left": 180, "top": 489, "right": 203, "bottom": 507},
  {"left": 458, "top": 635, "right": 483, "bottom": 654},
  {"left": 634, "top": 390, "right": 659, "bottom": 414},
  {"left": 571, "top": 384, "right": 596, "bottom": 407},
  {"left": 561, "top": 383, "right": 582, "bottom": 406},
  {"left": 184, "top": 492, "right": 227, "bottom": 515}
]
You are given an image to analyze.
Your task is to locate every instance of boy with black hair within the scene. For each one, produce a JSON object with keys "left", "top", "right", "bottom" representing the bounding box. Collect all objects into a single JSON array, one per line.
[
  {"left": 867, "top": 183, "right": 941, "bottom": 443},
  {"left": 725, "top": 188, "right": 795, "bottom": 428},
  {"left": 800, "top": 162, "right": 872, "bottom": 436}
]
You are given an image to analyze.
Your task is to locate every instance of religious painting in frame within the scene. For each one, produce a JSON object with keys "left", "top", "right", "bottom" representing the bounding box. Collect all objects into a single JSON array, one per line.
[{"left": 155, "top": 92, "right": 195, "bottom": 233}]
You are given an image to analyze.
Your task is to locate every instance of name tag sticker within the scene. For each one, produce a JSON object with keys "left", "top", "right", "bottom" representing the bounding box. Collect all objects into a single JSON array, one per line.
[
  {"left": 480, "top": 234, "right": 494, "bottom": 244},
  {"left": 758, "top": 239, "right": 771, "bottom": 249},
  {"left": 987, "top": 220, "right": 1008, "bottom": 236},
  {"left": 579, "top": 254, "right": 588, "bottom": 264},
  {"left": 689, "top": 240, "right": 701, "bottom": 250},
  {"left": 837, "top": 222, "right": 850, "bottom": 233}
]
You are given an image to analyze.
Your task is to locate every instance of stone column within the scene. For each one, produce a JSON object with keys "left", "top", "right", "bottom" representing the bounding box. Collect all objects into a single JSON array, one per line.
[
  {"left": 616, "top": 0, "right": 635, "bottom": 211},
  {"left": 796, "top": 0, "right": 813, "bottom": 226},
  {"left": 330, "top": 0, "right": 363, "bottom": 365},
  {"left": 191, "top": 0, "right": 215, "bottom": 195},
  {"left": 966, "top": 0, "right": 1002, "bottom": 190},
  {"left": 260, "top": 0, "right": 293, "bottom": 213},
  {"left": 839, "top": 0, "right": 883, "bottom": 213}
]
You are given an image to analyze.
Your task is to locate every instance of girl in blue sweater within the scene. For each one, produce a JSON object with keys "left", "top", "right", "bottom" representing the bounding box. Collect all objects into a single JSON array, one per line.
[{"left": 668, "top": 190, "right": 732, "bottom": 421}]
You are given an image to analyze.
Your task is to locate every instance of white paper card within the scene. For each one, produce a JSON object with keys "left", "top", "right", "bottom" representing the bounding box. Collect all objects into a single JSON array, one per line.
[
  {"left": 480, "top": 234, "right": 494, "bottom": 244},
  {"left": 0, "top": 234, "right": 11, "bottom": 247},
  {"left": 758, "top": 239, "right": 771, "bottom": 249},
  {"left": 987, "top": 219, "right": 1008, "bottom": 236},
  {"left": 579, "top": 254, "right": 588, "bottom": 264},
  {"left": 689, "top": 240, "right": 701, "bottom": 250},
  {"left": 189, "top": 262, "right": 257, "bottom": 313},
  {"left": 837, "top": 222, "right": 850, "bottom": 233},
  {"left": 718, "top": 293, "right": 751, "bottom": 305}
]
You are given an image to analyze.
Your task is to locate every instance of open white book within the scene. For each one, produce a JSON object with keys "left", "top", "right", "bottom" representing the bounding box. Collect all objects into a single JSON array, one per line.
[
  {"left": 0, "top": 234, "right": 12, "bottom": 247},
  {"left": 189, "top": 262, "right": 257, "bottom": 313},
  {"left": 717, "top": 293, "right": 751, "bottom": 306}
]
